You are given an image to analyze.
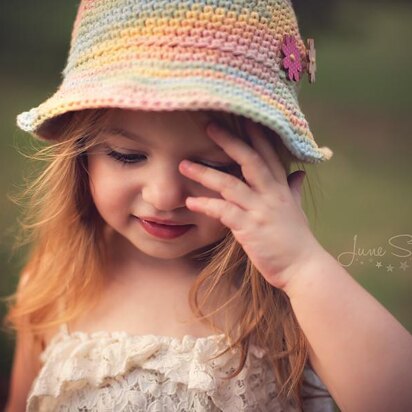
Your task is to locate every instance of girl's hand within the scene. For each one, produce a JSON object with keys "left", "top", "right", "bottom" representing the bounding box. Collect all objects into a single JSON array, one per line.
[{"left": 179, "top": 119, "right": 325, "bottom": 291}]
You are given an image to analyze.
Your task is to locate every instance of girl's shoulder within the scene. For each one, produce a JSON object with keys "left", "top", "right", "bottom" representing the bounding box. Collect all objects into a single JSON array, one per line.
[{"left": 16, "top": 271, "right": 56, "bottom": 356}]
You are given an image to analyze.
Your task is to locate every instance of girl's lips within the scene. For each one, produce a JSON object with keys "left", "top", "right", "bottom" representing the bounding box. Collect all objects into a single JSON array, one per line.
[
  {"left": 139, "top": 216, "right": 191, "bottom": 225},
  {"left": 138, "top": 218, "right": 193, "bottom": 239}
]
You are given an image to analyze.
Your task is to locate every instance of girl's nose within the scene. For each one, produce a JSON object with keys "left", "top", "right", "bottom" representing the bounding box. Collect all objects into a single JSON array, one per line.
[{"left": 141, "top": 167, "right": 190, "bottom": 211}]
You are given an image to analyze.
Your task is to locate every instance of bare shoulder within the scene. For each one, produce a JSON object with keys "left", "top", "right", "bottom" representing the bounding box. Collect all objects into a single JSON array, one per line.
[
  {"left": 6, "top": 322, "right": 48, "bottom": 411},
  {"left": 5, "top": 272, "right": 61, "bottom": 411}
]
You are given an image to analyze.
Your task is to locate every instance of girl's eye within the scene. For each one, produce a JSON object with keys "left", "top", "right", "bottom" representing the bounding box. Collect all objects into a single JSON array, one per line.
[
  {"left": 106, "top": 149, "right": 146, "bottom": 164},
  {"left": 106, "top": 149, "right": 237, "bottom": 173}
]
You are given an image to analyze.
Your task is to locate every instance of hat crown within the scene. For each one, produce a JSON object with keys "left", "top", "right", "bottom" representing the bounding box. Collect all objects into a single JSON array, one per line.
[
  {"left": 17, "top": 0, "right": 333, "bottom": 163},
  {"left": 63, "top": 0, "right": 306, "bottom": 83}
]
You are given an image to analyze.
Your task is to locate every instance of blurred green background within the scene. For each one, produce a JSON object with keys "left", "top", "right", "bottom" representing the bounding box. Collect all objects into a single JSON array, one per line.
[{"left": 0, "top": 1, "right": 411, "bottom": 409}]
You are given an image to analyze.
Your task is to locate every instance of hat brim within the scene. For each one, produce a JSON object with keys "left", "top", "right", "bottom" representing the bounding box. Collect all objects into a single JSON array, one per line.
[{"left": 16, "top": 65, "right": 333, "bottom": 164}]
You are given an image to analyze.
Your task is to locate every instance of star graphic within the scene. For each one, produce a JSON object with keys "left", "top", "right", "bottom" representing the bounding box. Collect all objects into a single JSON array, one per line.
[
  {"left": 376, "top": 262, "right": 382, "bottom": 268},
  {"left": 360, "top": 261, "right": 364, "bottom": 265},
  {"left": 386, "top": 264, "right": 394, "bottom": 272},
  {"left": 400, "top": 261, "right": 409, "bottom": 271}
]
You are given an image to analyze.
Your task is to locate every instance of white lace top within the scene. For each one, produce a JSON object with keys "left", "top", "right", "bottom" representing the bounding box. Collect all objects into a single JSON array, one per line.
[{"left": 26, "top": 323, "right": 335, "bottom": 411}]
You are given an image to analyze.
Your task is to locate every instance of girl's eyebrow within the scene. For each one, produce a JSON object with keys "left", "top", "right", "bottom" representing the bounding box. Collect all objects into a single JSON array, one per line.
[
  {"left": 101, "top": 126, "right": 224, "bottom": 154},
  {"left": 101, "top": 127, "right": 149, "bottom": 143}
]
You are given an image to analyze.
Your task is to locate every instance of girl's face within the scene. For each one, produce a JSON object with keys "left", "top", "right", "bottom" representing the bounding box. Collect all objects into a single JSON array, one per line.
[{"left": 87, "top": 109, "right": 242, "bottom": 266}]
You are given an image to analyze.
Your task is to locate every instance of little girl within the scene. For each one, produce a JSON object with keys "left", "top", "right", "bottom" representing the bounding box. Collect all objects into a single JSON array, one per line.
[{"left": 4, "top": 0, "right": 412, "bottom": 411}]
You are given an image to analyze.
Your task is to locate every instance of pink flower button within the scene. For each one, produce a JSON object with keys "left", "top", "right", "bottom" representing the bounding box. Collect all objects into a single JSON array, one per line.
[{"left": 281, "top": 34, "right": 303, "bottom": 82}]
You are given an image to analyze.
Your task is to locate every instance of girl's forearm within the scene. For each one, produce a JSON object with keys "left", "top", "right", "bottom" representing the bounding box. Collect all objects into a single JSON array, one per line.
[{"left": 283, "top": 247, "right": 412, "bottom": 412}]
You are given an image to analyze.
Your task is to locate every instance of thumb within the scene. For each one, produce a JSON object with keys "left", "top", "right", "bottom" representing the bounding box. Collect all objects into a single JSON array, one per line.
[{"left": 287, "top": 170, "right": 305, "bottom": 206}]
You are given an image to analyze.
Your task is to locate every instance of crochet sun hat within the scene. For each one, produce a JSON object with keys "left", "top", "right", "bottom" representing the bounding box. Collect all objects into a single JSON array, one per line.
[{"left": 16, "top": 0, "right": 333, "bottom": 164}]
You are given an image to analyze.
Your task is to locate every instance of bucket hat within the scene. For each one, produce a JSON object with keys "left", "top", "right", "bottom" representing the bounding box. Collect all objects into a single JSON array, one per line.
[{"left": 16, "top": 0, "right": 333, "bottom": 164}]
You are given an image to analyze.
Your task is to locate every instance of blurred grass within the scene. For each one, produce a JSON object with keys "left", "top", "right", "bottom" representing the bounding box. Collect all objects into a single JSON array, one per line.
[
  {"left": 299, "top": 1, "right": 412, "bottom": 333},
  {"left": 305, "top": 1, "right": 412, "bottom": 112},
  {"left": 1, "top": 1, "right": 411, "bottom": 409}
]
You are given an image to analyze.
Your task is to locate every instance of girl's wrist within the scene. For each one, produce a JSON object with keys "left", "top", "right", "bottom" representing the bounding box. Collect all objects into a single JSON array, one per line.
[{"left": 281, "top": 244, "right": 336, "bottom": 299}]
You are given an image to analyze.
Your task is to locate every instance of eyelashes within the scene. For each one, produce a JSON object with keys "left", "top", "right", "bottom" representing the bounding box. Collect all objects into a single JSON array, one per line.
[
  {"left": 106, "top": 149, "right": 146, "bottom": 164},
  {"left": 105, "top": 148, "right": 239, "bottom": 174}
]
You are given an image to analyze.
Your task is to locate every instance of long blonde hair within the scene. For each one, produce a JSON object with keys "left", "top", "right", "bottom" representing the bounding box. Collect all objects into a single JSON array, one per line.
[{"left": 2, "top": 107, "right": 325, "bottom": 410}]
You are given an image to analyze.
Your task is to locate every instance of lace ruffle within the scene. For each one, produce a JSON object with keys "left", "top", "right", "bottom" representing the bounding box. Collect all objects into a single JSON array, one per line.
[{"left": 26, "top": 327, "right": 334, "bottom": 411}]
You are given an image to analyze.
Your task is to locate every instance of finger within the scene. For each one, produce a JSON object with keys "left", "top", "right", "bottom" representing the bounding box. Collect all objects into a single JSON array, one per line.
[
  {"left": 205, "top": 122, "right": 277, "bottom": 194},
  {"left": 185, "top": 196, "right": 245, "bottom": 231},
  {"left": 243, "top": 118, "right": 289, "bottom": 186},
  {"left": 179, "top": 160, "right": 258, "bottom": 211}
]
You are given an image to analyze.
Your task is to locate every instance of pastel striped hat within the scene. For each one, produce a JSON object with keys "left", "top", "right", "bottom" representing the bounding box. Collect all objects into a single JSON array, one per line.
[{"left": 16, "top": 0, "right": 334, "bottom": 164}]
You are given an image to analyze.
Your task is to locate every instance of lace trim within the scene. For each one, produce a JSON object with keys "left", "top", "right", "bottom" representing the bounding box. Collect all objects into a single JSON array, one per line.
[
  {"left": 27, "top": 326, "right": 334, "bottom": 412},
  {"left": 32, "top": 326, "right": 265, "bottom": 390}
]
